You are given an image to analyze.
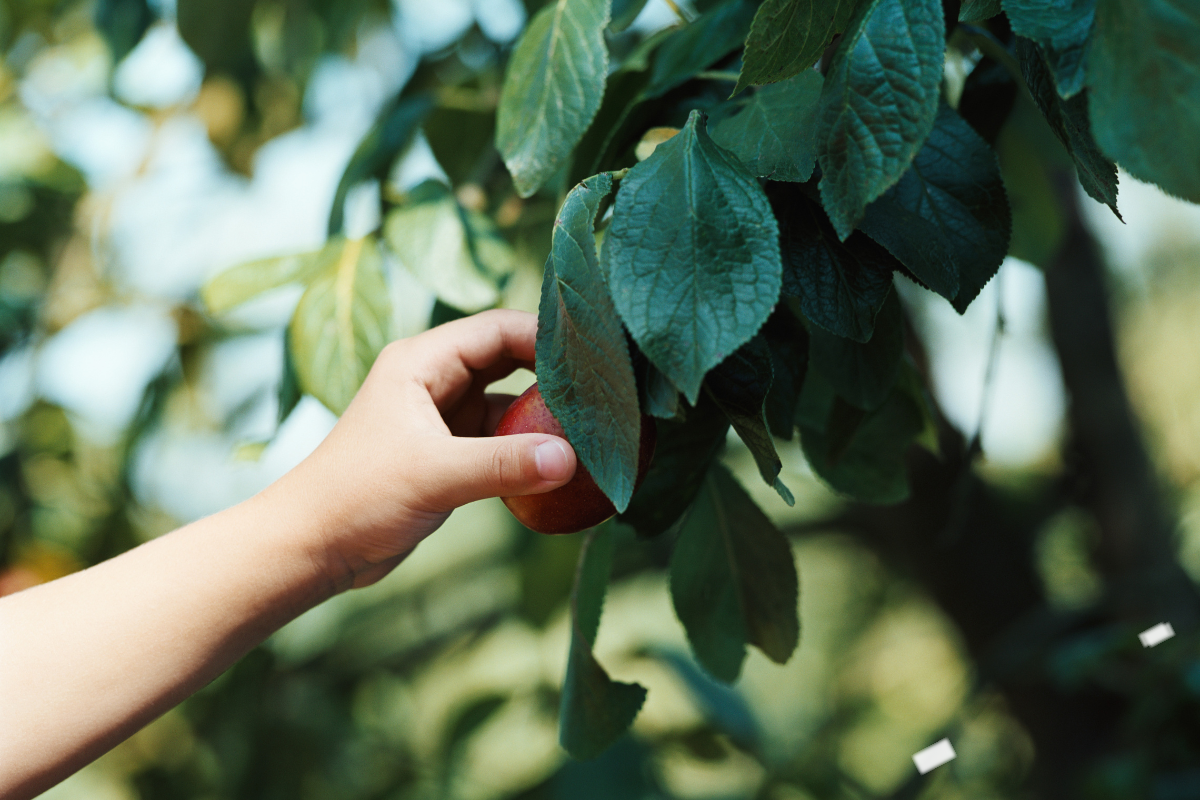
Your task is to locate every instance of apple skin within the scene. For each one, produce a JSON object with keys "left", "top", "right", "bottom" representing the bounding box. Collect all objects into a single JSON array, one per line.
[{"left": 494, "top": 383, "right": 656, "bottom": 534}]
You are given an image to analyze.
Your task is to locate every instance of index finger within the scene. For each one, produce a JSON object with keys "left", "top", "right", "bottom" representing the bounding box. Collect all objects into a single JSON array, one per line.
[{"left": 408, "top": 309, "right": 538, "bottom": 407}]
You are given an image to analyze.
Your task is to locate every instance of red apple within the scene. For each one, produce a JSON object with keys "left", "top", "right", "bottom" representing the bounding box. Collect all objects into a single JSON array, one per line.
[{"left": 494, "top": 382, "right": 656, "bottom": 534}]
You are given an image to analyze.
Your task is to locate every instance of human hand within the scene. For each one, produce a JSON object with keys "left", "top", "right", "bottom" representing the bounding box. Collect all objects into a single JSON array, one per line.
[{"left": 266, "top": 309, "right": 576, "bottom": 592}]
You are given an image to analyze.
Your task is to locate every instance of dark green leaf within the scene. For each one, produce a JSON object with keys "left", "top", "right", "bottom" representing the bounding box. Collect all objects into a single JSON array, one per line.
[
  {"left": 618, "top": 396, "right": 730, "bottom": 538},
  {"left": 670, "top": 463, "right": 800, "bottom": 682},
  {"left": 96, "top": 0, "right": 153, "bottom": 62},
  {"left": 643, "top": 0, "right": 758, "bottom": 99},
  {"left": 957, "top": 56, "right": 1019, "bottom": 146},
  {"left": 705, "top": 337, "right": 795, "bottom": 506},
  {"left": 640, "top": 358, "right": 681, "bottom": 420},
  {"left": 734, "top": 0, "right": 859, "bottom": 94},
  {"left": 1088, "top": 0, "right": 1200, "bottom": 204},
  {"left": 278, "top": 328, "right": 301, "bottom": 425},
  {"left": 859, "top": 101, "right": 1011, "bottom": 311},
  {"left": 570, "top": 68, "right": 653, "bottom": 185},
  {"left": 995, "top": 94, "right": 1069, "bottom": 268},
  {"left": 443, "top": 695, "right": 507, "bottom": 757},
  {"left": 496, "top": 0, "right": 611, "bottom": 197},
  {"left": 620, "top": 26, "right": 676, "bottom": 73},
  {"left": 823, "top": 395, "right": 867, "bottom": 464},
  {"left": 808, "top": 288, "right": 903, "bottom": 410},
  {"left": 651, "top": 649, "right": 760, "bottom": 749},
  {"left": 329, "top": 93, "right": 433, "bottom": 235},
  {"left": 711, "top": 71, "right": 823, "bottom": 182},
  {"left": 611, "top": 0, "right": 651, "bottom": 30},
  {"left": 762, "top": 305, "right": 809, "bottom": 439},
  {"left": 177, "top": 0, "right": 254, "bottom": 80},
  {"left": 1017, "top": 38, "right": 1120, "bottom": 216},
  {"left": 816, "top": 0, "right": 945, "bottom": 239},
  {"left": 551, "top": 737, "right": 659, "bottom": 798},
  {"left": 424, "top": 106, "right": 496, "bottom": 186},
  {"left": 383, "top": 181, "right": 515, "bottom": 312},
  {"left": 1003, "top": 0, "right": 1094, "bottom": 98},
  {"left": 797, "top": 364, "right": 925, "bottom": 503},
  {"left": 429, "top": 299, "right": 469, "bottom": 329},
  {"left": 289, "top": 237, "right": 391, "bottom": 415},
  {"left": 770, "top": 183, "right": 897, "bottom": 343},
  {"left": 536, "top": 174, "right": 641, "bottom": 512},
  {"left": 560, "top": 527, "right": 647, "bottom": 759},
  {"left": 959, "top": 0, "right": 1002, "bottom": 20},
  {"left": 604, "top": 110, "right": 782, "bottom": 405}
]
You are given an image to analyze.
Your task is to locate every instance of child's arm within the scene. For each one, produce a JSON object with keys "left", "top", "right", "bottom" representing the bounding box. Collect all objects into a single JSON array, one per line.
[{"left": 0, "top": 310, "right": 576, "bottom": 800}]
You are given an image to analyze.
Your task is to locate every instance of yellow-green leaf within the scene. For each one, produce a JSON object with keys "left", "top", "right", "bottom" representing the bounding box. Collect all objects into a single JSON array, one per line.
[
  {"left": 289, "top": 237, "right": 390, "bottom": 415},
  {"left": 202, "top": 250, "right": 325, "bottom": 315},
  {"left": 383, "top": 181, "right": 514, "bottom": 313}
]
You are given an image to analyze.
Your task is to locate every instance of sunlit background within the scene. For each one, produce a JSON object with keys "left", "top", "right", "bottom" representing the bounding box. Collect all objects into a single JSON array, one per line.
[{"left": 3, "top": 0, "right": 1200, "bottom": 797}]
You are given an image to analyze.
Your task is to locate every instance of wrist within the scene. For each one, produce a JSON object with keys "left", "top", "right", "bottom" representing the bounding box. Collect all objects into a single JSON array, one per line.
[{"left": 241, "top": 471, "right": 348, "bottom": 603}]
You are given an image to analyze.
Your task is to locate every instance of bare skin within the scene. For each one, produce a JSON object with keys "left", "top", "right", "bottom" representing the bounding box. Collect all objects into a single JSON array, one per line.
[{"left": 0, "top": 310, "right": 576, "bottom": 800}]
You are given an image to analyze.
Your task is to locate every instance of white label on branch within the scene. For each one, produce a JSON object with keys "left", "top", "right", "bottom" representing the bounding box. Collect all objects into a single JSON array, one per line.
[
  {"left": 912, "top": 738, "right": 956, "bottom": 775},
  {"left": 1139, "top": 622, "right": 1176, "bottom": 648}
]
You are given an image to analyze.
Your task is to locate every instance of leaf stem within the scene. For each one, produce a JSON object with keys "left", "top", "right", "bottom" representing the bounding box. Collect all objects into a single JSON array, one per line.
[
  {"left": 968, "top": 271, "right": 1006, "bottom": 460},
  {"left": 662, "top": 0, "right": 693, "bottom": 22},
  {"left": 696, "top": 70, "right": 740, "bottom": 82}
]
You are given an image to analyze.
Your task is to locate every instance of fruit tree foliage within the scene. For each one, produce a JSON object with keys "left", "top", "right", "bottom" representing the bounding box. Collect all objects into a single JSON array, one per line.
[{"left": 204, "top": 0, "right": 1200, "bottom": 761}]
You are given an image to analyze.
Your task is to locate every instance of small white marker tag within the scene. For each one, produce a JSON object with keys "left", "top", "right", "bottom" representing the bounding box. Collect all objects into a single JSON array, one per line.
[
  {"left": 912, "top": 738, "right": 956, "bottom": 775},
  {"left": 1139, "top": 622, "right": 1176, "bottom": 648}
]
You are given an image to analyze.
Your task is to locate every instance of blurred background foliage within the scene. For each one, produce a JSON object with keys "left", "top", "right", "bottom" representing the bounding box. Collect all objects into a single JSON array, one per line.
[{"left": 2, "top": 0, "right": 1200, "bottom": 798}]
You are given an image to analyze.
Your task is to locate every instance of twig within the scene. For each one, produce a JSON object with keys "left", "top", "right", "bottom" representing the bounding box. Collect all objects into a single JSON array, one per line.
[
  {"left": 968, "top": 268, "right": 1007, "bottom": 460},
  {"left": 662, "top": 0, "right": 693, "bottom": 22}
]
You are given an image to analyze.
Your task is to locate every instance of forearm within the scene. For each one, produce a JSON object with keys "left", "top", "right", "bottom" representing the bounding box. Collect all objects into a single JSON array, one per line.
[{"left": 0, "top": 489, "right": 337, "bottom": 799}]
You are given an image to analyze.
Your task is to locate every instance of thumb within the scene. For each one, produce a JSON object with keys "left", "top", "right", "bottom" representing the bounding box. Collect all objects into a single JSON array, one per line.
[{"left": 428, "top": 433, "right": 576, "bottom": 509}]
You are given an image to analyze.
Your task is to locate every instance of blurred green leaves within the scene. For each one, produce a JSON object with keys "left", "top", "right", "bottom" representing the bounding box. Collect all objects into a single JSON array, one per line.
[
  {"left": 202, "top": 236, "right": 393, "bottom": 416},
  {"left": 329, "top": 93, "right": 433, "bottom": 236},
  {"left": 95, "top": 0, "right": 153, "bottom": 62},
  {"left": 641, "top": 0, "right": 757, "bottom": 99},
  {"left": 383, "top": 181, "right": 515, "bottom": 313},
  {"left": 177, "top": 0, "right": 255, "bottom": 80},
  {"left": 201, "top": 250, "right": 325, "bottom": 315}
]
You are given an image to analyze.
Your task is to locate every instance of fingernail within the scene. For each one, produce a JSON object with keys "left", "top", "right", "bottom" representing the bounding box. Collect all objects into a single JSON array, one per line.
[{"left": 535, "top": 441, "right": 570, "bottom": 481}]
